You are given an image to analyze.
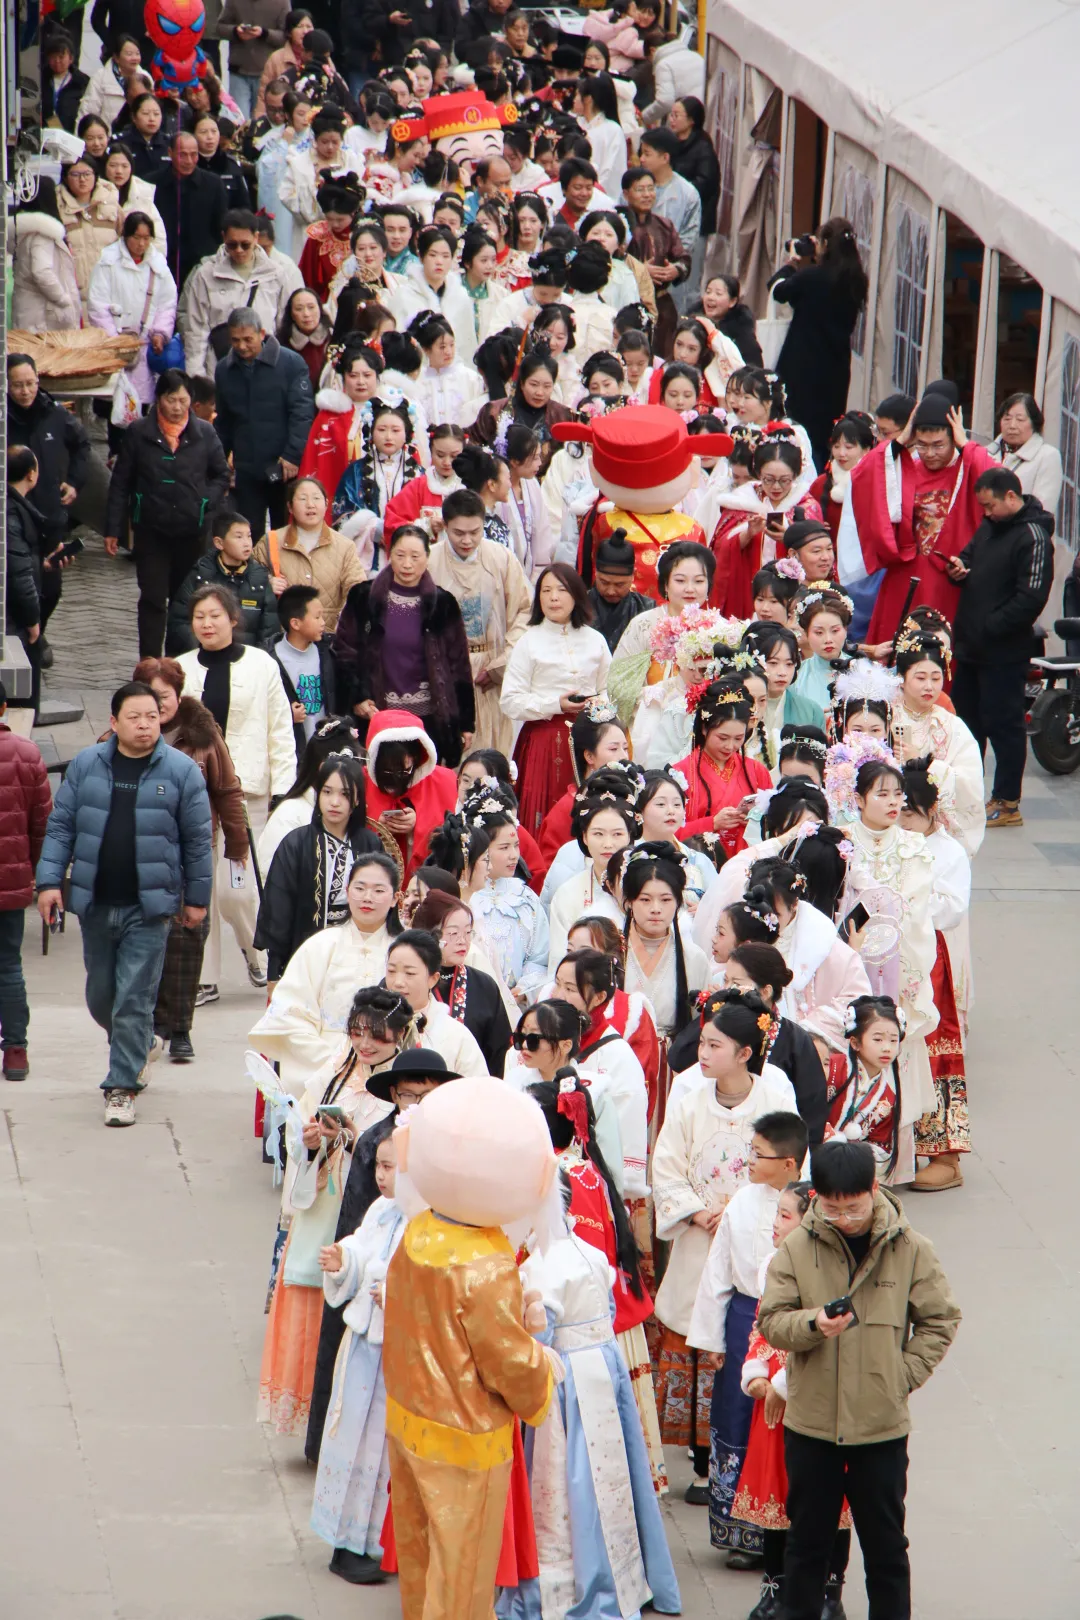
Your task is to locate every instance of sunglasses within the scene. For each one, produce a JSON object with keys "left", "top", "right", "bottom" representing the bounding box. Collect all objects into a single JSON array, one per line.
[{"left": 512, "top": 1030, "right": 546, "bottom": 1052}]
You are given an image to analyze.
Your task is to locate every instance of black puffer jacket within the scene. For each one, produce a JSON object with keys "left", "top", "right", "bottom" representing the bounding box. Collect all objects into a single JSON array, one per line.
[
  {"left": 253, "top": 817, "right": 382, "bottom": 978},
  {"left": 103, "top": 411, "right": 230, "bottom": 544},
  {"left": 953, "top": 495, "right": 1055, "bottom": 665},
  {"left": 167, "top": 550, "right": 279, "bottom": 654},
  {"left": 4, "top": 492, "right": 43, "bottom": 633},
  {"left": 6, "top": 386, "right": 92, "bottom": 547}
]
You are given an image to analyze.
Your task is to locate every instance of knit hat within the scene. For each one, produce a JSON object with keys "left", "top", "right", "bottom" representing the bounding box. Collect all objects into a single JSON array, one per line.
[
  {"left": 595, "top": 530, "right": 637, "bottom": 574},
  {"left": 923, "top": 379, "right": 960, "bottom": 407},
  {"left": 784, "top": 518, "right": 832, "bottom": 551},
  {"left": 551, "top": 45, "right": 584, "bottom": 69},
  {"left": 550, "top": 404, "right": 733, "bottom": 490}
]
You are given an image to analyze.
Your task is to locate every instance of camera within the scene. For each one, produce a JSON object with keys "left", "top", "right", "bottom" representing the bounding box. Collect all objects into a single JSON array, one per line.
[{"left": 785, "top": 233, "right": 816, "bottom": 259}]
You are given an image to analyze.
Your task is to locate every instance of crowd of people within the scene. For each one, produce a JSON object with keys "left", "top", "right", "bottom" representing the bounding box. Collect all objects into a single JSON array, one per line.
[{"left": 9, "top": 2, "right": 1069, "bottom": 1615}]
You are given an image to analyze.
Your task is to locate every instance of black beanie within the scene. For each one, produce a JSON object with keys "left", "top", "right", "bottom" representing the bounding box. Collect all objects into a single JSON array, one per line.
[
  {"left": 923, "top": 379, "right": 960, "bottom": 407},
  {"left": 784, "top": 518, "right": 832, "bottom": 551},
  {"left": 911, "top": 392, "right": 953, "bottom": 429}
]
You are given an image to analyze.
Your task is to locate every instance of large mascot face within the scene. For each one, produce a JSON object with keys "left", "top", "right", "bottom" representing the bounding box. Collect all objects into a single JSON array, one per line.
[
  {"left": 395, "top": 1076, "right": 556, "bottom": 1228},
  {"left": 423, "top": 92, "right": 507, "bottom": 168},
  {"left": 145, "top": 0, "right": 205, "bottom": 59},
  {"left": 551, "top": 405, "right": 735, "bottom": 515}
]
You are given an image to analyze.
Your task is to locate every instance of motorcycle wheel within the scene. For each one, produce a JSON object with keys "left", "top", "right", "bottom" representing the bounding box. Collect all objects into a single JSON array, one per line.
[{"left": 1030, "top": 689, "right": 1080, "bottom": 775}]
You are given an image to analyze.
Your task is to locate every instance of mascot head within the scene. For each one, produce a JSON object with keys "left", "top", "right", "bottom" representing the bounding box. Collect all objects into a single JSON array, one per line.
[
  {"left": 551, "top": 405, "right": 734, "bottom": 514},
  {"left": 421, "top": 91, "right": 508, "bottom": 169},
  {"left": 394, "top": 1076, "right": 557, "bottom": 1229},
  {"left": 145, "top": 0, "right": 206, "bottom": 95}
]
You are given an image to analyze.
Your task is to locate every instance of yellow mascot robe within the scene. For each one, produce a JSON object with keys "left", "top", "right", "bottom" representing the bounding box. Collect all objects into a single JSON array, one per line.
[{"left": 383, "top": 1209, "right": 554, "bottom": 1620}]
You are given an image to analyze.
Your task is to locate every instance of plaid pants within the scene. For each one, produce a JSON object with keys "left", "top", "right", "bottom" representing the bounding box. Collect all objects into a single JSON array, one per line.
[{"left": 154, "top": 915, "right": 210, "bottom": 1038}]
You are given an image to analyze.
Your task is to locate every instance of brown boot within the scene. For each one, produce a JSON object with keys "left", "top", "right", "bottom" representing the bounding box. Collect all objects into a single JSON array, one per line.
[
  {"left": 912, "top": 1154, "right": 964, "bottom": 1191},
  {"left": 986, "top": 799, "right": 1022, "bottom": 827}
]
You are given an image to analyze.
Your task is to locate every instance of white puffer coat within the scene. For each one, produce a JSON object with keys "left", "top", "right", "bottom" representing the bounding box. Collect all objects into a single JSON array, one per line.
[{"left": 8, "top": 212, "right": 81, "bottom": 331}]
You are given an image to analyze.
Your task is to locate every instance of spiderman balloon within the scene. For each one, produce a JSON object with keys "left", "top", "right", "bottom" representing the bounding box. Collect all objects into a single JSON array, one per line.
[{"left": 144, "top": 0, "right": 209, "bottom": 97}]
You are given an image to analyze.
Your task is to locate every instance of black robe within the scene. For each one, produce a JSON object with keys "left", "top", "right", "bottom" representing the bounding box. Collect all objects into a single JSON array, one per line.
[
  {"left": 435, "top": 964, "right": 512, "bottom": 1078},
  {"left": 304, "top": 1111, "right": 397, "bottom": 1463},
  {"left": 586, "top": 587, "right": 655, "bottom": 654},
  {"left": 253, "top": 820, "right": 382, "bottom": 981},
  {"left": 667, "top": 1012, "right": 828, "bottom": 1145}
]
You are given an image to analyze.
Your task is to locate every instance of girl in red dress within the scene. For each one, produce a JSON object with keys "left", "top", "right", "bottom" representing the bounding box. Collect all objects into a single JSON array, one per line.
[
  {"left": 709, "top": 438, "right": 824, "bottom": 618},
  {"left": 675, "top": 677, "right": 773, "bottom": 860},
  {"left": 734, "top": 1180, "right": 852, "bottom": 1619}
]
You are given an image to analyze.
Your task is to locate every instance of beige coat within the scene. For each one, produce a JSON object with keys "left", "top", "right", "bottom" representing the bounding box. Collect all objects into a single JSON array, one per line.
[
  {"left": 58, "top": 179, "right": 123, "bottom": 310},
  {"left": 757, "top": 1188, "right": 961, "bottom": 1446},
  {"left": 253, "top": 522, "right": 367, "bottom": 631},
  {"left": 427, "top": 536, "right": 532, "bottom": 754},
  {"left": 8, "top": 211, "right": 81, "bottom": 331}
]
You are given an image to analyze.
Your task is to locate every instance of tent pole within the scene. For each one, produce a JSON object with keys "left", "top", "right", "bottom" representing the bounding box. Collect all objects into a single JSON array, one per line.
[
  {"left": 860, "top": 165, "right": 889, "bottom": 412},
  {"left": 1035, "top": 289, "right": 1052, "bottom": 402},
  {"left": 916, "top": 204, "right": 941, "bottom": 397}
]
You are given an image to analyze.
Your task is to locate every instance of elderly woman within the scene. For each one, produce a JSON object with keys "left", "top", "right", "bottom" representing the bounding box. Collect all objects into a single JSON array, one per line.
[
  {"left": 8, "top": 178, "right": 81, "bottom": 332},
  {"left": 58, "top": 155, "right": 123, "bottom": 313},
  {"left": 88, "top": 211, "right": 177, "bottom": 411},
  {"left": 987, "top": 391, "right": 1063, "bottom": 512},
  {"left": 333, "top": 522, "right": 475, "bottom": 766}
]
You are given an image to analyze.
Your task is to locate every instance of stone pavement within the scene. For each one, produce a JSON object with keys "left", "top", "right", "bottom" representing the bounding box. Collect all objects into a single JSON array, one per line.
[{"left": 5, "top": 538, "right": 1080, "bottom": 1620}]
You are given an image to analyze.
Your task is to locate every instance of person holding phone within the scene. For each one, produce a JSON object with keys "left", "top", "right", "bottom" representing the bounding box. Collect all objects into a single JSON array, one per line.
[
  {"left": 757, "top": 1139, "right": 960, "bottom": 1620},
  {"left": 709, "top": 439, "right": 824, "bottom": 619},
  {"left": 674, "top": 676, "right": 772, "bottom": 861}
]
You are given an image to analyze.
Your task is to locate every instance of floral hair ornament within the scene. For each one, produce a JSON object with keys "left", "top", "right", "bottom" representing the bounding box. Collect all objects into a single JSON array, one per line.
[
  {"left": 800, "top": 587, "right": 855, "bottom": 618},
  {"left": 556, "top": 1072, "right": 589, "bottom": 1145},
  {"left": 584, "top": 697, "right": 618, "bottom": 724},
  {"left": 823, "top": 735, "right": 899, "bottom": 821},
  {"left": 687, "top": 681, "right": 751, "bottom": 720},
  {"left": 833, "top": 657, "right": 902, "bottom": 710},
  {"left": 649, "top": 604, "right": 728, "bottom": 665},
  {"left": 670, "top": 767, "right": 689, "bottom": 793},
  {"left": 774, "top": 554, "right": 806, "bottom": 582}
]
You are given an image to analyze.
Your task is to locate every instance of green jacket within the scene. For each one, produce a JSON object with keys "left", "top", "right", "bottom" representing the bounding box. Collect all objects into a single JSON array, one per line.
[{"left": 757, "top": 1188, "right": 960, "bottom": 1446}]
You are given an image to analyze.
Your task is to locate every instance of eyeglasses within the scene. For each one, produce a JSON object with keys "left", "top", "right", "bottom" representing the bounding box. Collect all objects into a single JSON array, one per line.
[
  {"left": 512, "top": 1031, "right": 546, "bottom": 1052},
  {"left": 441, "top": 927, "right": 472, "bottom": 944},
  {"left": 749, "top": 1147, "right": 787, "bottom": 1161},
  {"left": 393, "top": 1087, "right": 431, "bottom": 1105},
  {"left": 759, "top": 475, "right": 793, "bottom": 491},
  {"left": 816, "top": 1197, "right": 872, "bottom": 1224}
]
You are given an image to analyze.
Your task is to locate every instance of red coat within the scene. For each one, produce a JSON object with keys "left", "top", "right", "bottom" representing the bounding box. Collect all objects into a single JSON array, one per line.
[
  {"left": 675, "top": 745, "right": 771, "bottom": 859},
  {"left": 382, "top": 472, "right": 447, "bottom": 540},
  {"left": 298, "top": 394, "right": 355, "bottom": 502},
  {"left": 0, "top": 727, "right": 52, "bottom": 908},
  {"left": 362, "top": 709, "right": 458, "bottom": 880},
  {"left": 297, "top": 221, "right": 351, "bottom": 302},
  {"left": 709, "top": 491, "right": 824, "bottom": 618}
]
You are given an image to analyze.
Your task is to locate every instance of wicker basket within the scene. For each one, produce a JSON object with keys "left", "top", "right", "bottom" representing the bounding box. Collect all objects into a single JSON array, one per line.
[{"left": 9, "top": 328, "right": 142, "bottom": 381}]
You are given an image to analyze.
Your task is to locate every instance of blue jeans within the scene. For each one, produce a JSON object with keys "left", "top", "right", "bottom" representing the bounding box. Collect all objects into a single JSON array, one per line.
[
  {"left": 80, "top": 905, "right": 171, "bottom": 1092},
  {"left": 229, "top": 71, "right": 262, "bottom": 121},
  {"left": 0, "top": 908, "right": 29, "bottom": 1049}
]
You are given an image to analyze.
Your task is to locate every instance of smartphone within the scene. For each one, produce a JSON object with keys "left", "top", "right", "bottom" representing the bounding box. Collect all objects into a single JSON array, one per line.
[
  {"left": 316, "top": 1105, "right": 347, "bottom": 1124},
  {"left": 228, "top": 859, "right": 246, "bottom": 890},
  {"left": 49, "top": 903, "right": 64, "bottom": 934},
  {"left": 841, "top": 901, "right": 870, "bottom": 938},
  {"left": 823, "top": 1295, "right": 858, "bottom": 1323},
  {"left": 765, "top": 514, "right": 785, "bottom": 530},
  {"left": 567, "top": 693, "right": 594, "bottom": 704},
  {"left": 50, "top": 536, "right": 85, "bottom": 564}
]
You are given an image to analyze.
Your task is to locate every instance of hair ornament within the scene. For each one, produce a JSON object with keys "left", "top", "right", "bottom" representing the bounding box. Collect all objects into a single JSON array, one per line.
[
  {"left": 833, "top": 658, "right": 903, "bottom": 708},
  {"left": 837, "top": 837, "right": 854, "bottom": 859},
  {"left": 687, "top": 680, "right": 750, "bottom": 720},
  {"left": 801, "top": 587, "right": 855, "bottom": 618},
  {"left": 774, "top": 554, "right": 805, "bottom": 582},
  {"left": 823, "top": 735, "right": 899, "bottom": 820},
  {"left": 584, "top": 697, "right": 618, "bottom": 723},
  {"left": 649, "top": 604, "right": 732, "bottom": 665},
  {"left": 842, "top": 1002, "right": 859, "bottom": 1037},
  {"left": 757, "top": 1012, "right": 771, "bottom": 1034},
  {"left": 671, "top": 768, "right": 689, "bottom": 793}
]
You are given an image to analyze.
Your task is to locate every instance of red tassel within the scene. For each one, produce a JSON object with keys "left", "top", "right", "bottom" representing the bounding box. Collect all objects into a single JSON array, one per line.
[{"left": 557, "top": 1089, "right": 589, "bottom": 1145}]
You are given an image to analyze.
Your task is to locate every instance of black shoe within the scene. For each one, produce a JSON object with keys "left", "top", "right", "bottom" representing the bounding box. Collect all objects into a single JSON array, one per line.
[
  {"left": 822, "top": 1576, "right": 847, "bottom": 1619},
  {"left": 727, "top": 1549, "right": 764, "bottom": 1570},
  {"left": 683, "top": 1480, "right": 710, "bottom": 1505},
  {"left": 328, "top": 1547, "right": 386, "bottom": 1585},
  {"left": 748, "top": 1575, "right": 782, "bottom": 1619},
  {"left": 170, "top": 1033, "right": 195, "bottom": 1062},
  {"left": 39, "top": 637, "right": 54, "bottom": 670}
]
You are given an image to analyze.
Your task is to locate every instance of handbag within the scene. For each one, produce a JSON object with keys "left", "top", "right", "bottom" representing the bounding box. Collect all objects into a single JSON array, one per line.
[
  {"left": 111, "top": 272, "right": 156, "bottom": 423},
  {"left": 147, "top": 332, "right": 184, "bottom": 373},
  {"left": 209, "top": 279, "right": 259, "bottom": 360}
]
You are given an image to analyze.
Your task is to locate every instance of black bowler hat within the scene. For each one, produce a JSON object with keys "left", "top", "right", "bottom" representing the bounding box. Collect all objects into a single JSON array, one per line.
[{"left": 366, "top": 1046, "right": 462, "bottom": 1102}]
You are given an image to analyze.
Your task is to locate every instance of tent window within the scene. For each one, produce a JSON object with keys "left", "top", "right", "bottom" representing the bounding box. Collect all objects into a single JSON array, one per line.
[
  {"left": 1060, "top": 335, "right": 1080, "bottom": 550},
  {"left": 893, "top": 206, "right": 929, "bottom": 396},
  {"left": 836, "top": 163, "right": 874, "bottom": 358}
]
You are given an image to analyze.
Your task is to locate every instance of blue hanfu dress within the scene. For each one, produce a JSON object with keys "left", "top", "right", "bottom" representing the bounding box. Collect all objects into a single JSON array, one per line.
[
  {"left": 310, "top": 1196, "right": 405, "bottom": 1557},
  {"left": 501, "top": 1230, "right": 681, "bottom": 1620},
  {"left": 792, "top": 652, "right": 837, "bottom": 713}
]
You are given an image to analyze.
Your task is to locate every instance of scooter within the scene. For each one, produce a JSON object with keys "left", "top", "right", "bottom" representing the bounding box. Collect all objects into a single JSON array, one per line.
[{"left": 1027, "top": 605, "right": 1080, "bottom": 775}]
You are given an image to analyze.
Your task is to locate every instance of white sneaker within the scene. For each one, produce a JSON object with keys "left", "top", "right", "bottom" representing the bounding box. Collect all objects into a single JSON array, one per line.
[
  {"left": 246, "top": 958, "right": 268, "bottom": 989},
  {"left": 104, "top": 1091, "right": 136, "bottom": 1127},
  {"left": 138, "top": 1035, "right": 165, "bottom": 1088}
]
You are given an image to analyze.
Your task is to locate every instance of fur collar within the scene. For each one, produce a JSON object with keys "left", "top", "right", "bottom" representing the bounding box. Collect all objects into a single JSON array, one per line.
[
  {"left": 9, "top": 211, "right": 67, "bottom": 245},
  {"left": 315, "top": 385, "right": 352, "bottom": 414}
]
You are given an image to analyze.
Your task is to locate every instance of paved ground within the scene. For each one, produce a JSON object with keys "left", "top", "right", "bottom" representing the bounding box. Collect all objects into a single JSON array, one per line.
[{"left": 4, "top": 530, "right": 1080, "bottom": 1619}]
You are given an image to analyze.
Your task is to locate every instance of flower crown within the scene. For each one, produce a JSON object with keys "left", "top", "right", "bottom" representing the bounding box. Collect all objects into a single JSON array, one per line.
[
  {"left": 801, "top": 587, "right": 855, "bottom": 617},
  {"left": 823, "top": 736, "right": 899, "bottom": 820}
]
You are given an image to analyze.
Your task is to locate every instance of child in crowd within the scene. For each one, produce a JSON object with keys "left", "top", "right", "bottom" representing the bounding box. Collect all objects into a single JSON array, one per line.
[{"left": 272, "top": 584, "right": 334, "bottom": 757}]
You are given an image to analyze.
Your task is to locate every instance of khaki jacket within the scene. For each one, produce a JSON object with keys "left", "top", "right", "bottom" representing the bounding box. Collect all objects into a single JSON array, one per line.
[
  {"left": 253, "top": 522, "right": 366, "bottom": 632},
  {"left": 757, "top": 1188, "right": 960, "bottom": 1446}
]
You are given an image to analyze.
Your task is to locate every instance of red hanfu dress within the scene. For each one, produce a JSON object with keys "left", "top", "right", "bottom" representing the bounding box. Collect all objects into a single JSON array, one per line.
[{"left": 674, "top": 746, "right": 772, "bottom": 860}]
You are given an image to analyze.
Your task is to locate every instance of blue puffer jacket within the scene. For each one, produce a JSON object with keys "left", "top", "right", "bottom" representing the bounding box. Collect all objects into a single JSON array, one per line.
[{"left": 35, "top": 737, "right": 213, "bottom": 919}]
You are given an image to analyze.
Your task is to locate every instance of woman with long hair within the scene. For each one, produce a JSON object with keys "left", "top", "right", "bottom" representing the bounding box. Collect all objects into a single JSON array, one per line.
[
  {"left": 619, "top": 846, "right": 710, "bottom": 1052},
  {"left": 773, "top": 217, "right": 870, "bottom": 471},
  {"left": 808, "top": 411, "right": 877, "bottom": 545},
  {"left": 258, "top": 718, "right": 364, "bottom": 870},
  {"left": 462, "top": 788, "right": 549, "bottom": 1005},
  {"left": 535, "top": 707, "right": 630, "bottom": 872},
  {"left": 387, "top": 223, "right": 478, "bottom": 362},
  {"left": 891, "top": 629, "right": 986, "bottom": 855},
  {"left": 469, "top": 348, "right": 576, "bottom": 473},
  {"left": 277, "top": 287, "right": 331, "bottom": 388},
  {"left": 547, "top": 793, "right": 639, "bottom": 970},
  {"left": 674, "top": 678, "right": 773, "bottom": 861}
]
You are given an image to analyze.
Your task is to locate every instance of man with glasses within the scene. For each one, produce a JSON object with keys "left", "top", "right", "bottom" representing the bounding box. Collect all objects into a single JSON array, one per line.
[
  {"left": 178, "top": 208, "right": 293, "bottom": 380},
  {"left": 757, "top": 1139, "right": 960, "bottom": 1620}
]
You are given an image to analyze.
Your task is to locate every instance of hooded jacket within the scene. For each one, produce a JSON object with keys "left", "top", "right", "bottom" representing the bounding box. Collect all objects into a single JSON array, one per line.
[
  {"left": 953, "top": 494, "right": 1055, "bottom": 664},
  {"left": 8, "top": 212, "right": 81, "bottom": 332},
  {"left": 35, "top": 735, "right": 214, "bottom": 919},
  {"left": 757, "top": 1187, "right": 961, "bottom": 1446},
  {"left": 361, "top": 708, "right": 458, "bottom": 878},
  {"left": 6, "top": 385, "right": 92, "bottom": 547},
  {"left": 57, "top": 178, "right": 123, "bottom": 307}
]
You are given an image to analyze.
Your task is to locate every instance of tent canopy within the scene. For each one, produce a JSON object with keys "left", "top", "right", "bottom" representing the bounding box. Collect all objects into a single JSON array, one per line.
[{"left": 709, "top": 0, "right": 1080, "bottom": 306}]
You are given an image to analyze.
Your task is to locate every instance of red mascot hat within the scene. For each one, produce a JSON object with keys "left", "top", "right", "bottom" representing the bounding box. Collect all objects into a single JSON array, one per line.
[{"left": 550, "top": 405, "right": 733, "bottom": 492}]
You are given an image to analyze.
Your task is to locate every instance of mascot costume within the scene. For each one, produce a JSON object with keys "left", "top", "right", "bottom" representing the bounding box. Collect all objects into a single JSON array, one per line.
[
  {"left": 382, "top": 1076, "right": 563, "bottom": 1620},
  {"left": 555, "top": 404, "right": 734, "bottom": 598},
  {"left": 144, "top": 0, "right": 209, "bottom": 97}
]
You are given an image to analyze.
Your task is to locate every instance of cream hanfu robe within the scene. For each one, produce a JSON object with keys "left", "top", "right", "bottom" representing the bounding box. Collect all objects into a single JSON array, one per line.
[
  {"left": 427, "top": 534, "right": 532, "bottom": 756},
  {"left": 926, "top": 824, "right": 974, "bottom": 1032},
  {"left": 249, "top": 922, "right": 392, "bottom": 1092},
  {"left": 839, "top": 819, "right": 939, "bottom": 1177},
  {"left": 892, "top": 701, "right": 986, "bottom": 857},
  {"left": 652, "top": 1067, "right": 798, "bottom": 1337},
  {"left": 691, "top": 826, "right": 823, "bottom": 955}
]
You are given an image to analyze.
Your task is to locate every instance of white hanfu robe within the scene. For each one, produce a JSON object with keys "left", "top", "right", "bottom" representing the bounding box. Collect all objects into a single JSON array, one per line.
[
  {"left": 893, "top": 702, "right": 986, "bottom": 857},
  {"left": 249, "top": 923, "right": 392, "bottom": 1092}
]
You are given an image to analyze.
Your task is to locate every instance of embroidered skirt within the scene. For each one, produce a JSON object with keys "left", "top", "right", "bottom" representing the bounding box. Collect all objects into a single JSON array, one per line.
[
  {"left": 512, "top": 714, "right": 576, "bottom": 836},
  {"left": 654, "top": 1324, "right": 714, "bottom": 1452},
  {"left": 258, "top": 1272, "right": 324, "bottom": 1436},
  {"left": 916, "top": 930, "right": 970, "bottom": 1156},
  {"left": 618, "top": 1322, "right": 668, "bottom": 1495}
]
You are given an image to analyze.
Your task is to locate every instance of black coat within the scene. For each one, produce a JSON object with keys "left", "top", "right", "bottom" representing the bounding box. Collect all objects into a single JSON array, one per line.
[
  {"left": 253, "top": 818, "right": 383, "bottom": 979},
  {"left": 359, "top": 0, "right": 458, "bottom": 65},
  {"left": 166, "top": 550, "right": 280, "bottom": 654},
  {"left": 89, "top": 0, "right": 152, "bottom": 59},
  {"left": 127, "top": 128, "right": 172, "bottom": 180},
  {"left": 42, "top": 68, "right": 90, "bottom": 133},
  {"left": 668, "top": 1011, "right": 828, "bottom": 1145},
  {"left": 671, "top": 129, "right": 720, "bottom": 235},
  {"left": 773, "top": 264, "right": 864, "bottom": 470},
  {"left": 5, "top": 492, "right": 43, "bottom": 633},
  {"left": 213, "top": 335, "right": 315, "bottom": 478},
  {"left": 333, "top": 571, "right": 476, "bottom": 731},
  {"left": 953, "top": 496, "right": 1055, "bottom": 665},
  {"left": 103, "top": 412, "right": 230, "bottom": 544},
  {"left": 6, "top": 387, "right": 91, "bottom": 548},
  {"left": 587, "top": 586, "right": 654, "bottom": 654},
  {"left": 715, "top": 303, "right": 764, "bottom": 368},
  {"left": 435, "top": 964, "right": 512, "bottom": 1078},
  {"left": 272, "top": 634, "right": 339, "bottom": 761},
  {"left": 199, "top": 151, "right": 252, "bottom": 212},
  {"left": 454, "top": 0, "right": 508, "bottom": 60},
  {"left": 304, "top": 1109, "right": 397, "bottom": 1460},
  {"left": 152, "top": 164, "right": 229, "bottom": 289}
]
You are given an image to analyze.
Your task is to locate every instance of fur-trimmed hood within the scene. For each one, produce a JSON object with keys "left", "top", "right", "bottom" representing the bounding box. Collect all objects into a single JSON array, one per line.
[
  {"left": 8, "top": 211, "right": 68, "bottom": 248},
  {"left": 364, "top": 706, "right": 438, "bottom": 786}
]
